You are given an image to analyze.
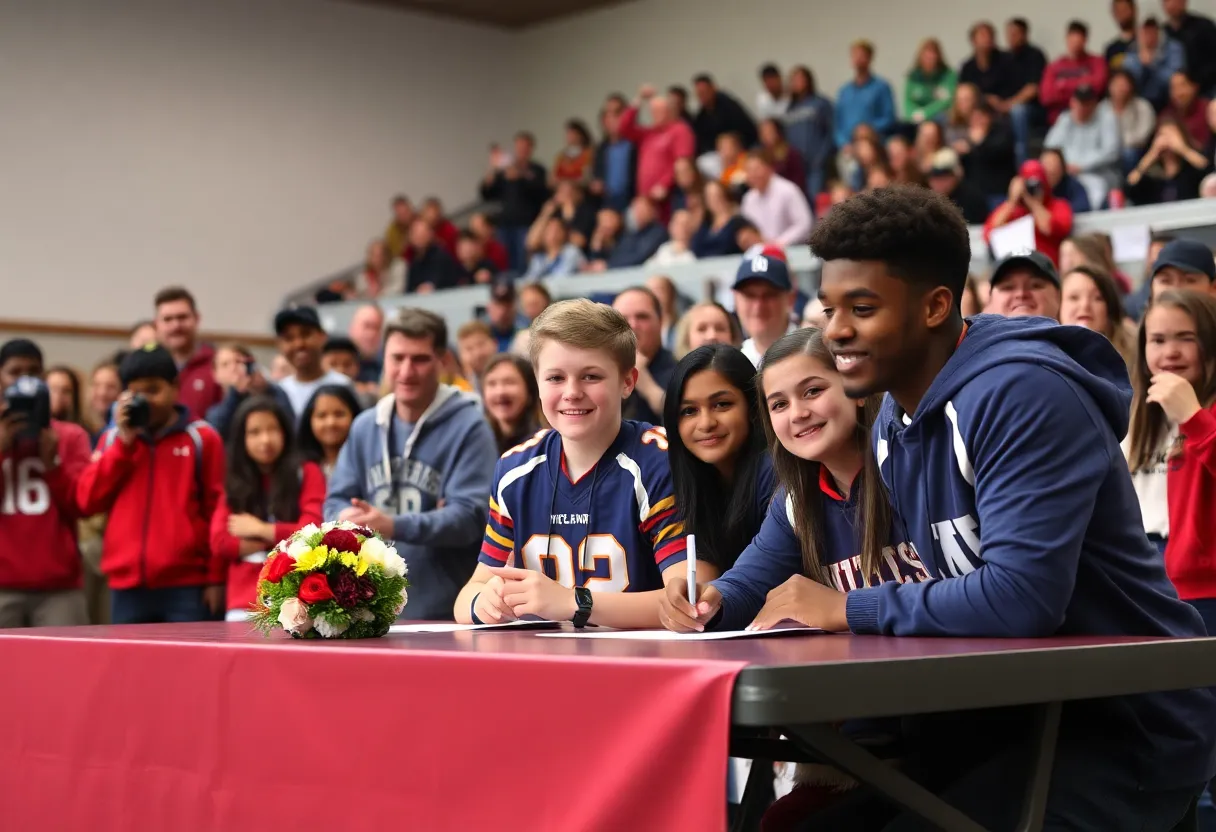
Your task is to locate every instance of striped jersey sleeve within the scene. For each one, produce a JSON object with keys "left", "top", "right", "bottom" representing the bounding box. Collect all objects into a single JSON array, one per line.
[
  {"left": 479, "top": 429, "right": 550, "bottom": 567},
  {"left": 628, "top": 425, "right": 688, "bottom": 573}
]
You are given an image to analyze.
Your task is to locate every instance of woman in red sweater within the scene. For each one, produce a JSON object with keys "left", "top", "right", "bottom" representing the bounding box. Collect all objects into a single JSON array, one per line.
[
  {"left": 210, "top": 397, "right": 324, "bottom": 621},
  {"left": 1128, "top": 289, "right": 1216, "bottom": 634}
]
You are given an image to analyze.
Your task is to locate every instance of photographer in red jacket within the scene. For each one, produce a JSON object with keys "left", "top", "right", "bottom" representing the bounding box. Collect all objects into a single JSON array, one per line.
[
  {"left": 78, "top": 344, "right": 226, "bottom": 624},
  {"left": 0, "top": 339, "right": 92, "bottom": 627}
]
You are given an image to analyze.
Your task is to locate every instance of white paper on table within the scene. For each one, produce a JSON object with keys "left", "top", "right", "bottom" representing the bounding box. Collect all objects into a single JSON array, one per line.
[
  {"left": 388, "top": 620, "right": 560, "bottom": 634},
  {"left": 988, "top": 215, "right": 1037, "bottom": 261},
  {"left": 1110, "top": 224, "right": 1151, "bottom": 264},
  {"left": 536, "top": 624, "right": 826, "bottom": 641}
]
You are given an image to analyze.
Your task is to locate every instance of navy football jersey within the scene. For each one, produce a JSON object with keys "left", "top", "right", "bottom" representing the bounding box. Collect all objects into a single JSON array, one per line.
[{"left": 480, "top": 421, "right": 686, "bottom": 592}]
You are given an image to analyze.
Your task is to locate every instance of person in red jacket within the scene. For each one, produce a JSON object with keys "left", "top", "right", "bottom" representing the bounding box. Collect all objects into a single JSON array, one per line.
[
  {"left": 983, "top": 159, "right": 1074, "bottom": 265},
  {"left": 618, "top": 84, "right": 697, "bottom": 212},
  {"left": 210, "top": 396, "right": 324, "bottom": 621},
  {"left": 0, "top": 339, "right": 92, "bottom": 627},
  {"left": 153, "top": 286, "right": 222, "bottom": 421},
  {"left": 1040, "top": 20, "right": 1110, "bottom": 124},
  {"left": 78, "top": 344, "right": 225, "bottom": 624}
]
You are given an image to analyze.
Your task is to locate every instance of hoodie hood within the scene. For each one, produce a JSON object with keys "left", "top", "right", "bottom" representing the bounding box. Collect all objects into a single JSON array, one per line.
[{"left": 898, "top": 314, "right": 1132, "bottom": 438}]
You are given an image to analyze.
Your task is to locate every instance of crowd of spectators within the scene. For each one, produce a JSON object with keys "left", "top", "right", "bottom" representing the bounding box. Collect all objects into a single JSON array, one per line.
[{"left": 312, "top": 0, "right": 1216, "bottom": 313}]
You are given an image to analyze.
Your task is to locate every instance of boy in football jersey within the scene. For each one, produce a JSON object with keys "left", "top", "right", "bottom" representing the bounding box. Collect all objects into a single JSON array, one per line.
[
  {"left": 791, "top": 186, "right": 1216, "bottom": 830},
  {"left": 454, "top": 299, "right": 702, "bottom": 628}
]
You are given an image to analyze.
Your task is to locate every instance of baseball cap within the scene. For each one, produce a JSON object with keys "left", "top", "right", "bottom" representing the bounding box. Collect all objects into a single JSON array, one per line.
[
  {"left": 119, "top": 343, "right": 179, "bottom": 386},
  {"left": 274, "top": 306, "right": 323, "bottom": 335},
  {"left": 991, "top": 250, "right": 1061, "bottom": 288},
  {"left": 490, "top": 277, "right": 516, "bottom": 303},
  {"left": 928, "top": 148, "right": 961, "bottom": 177},
  {"left": 1072, "top": 83, "right": 1097, "bottom": 102},
  {"left": 732, "top": 253, "right": 792, "bottom": 291},
  {"left": 1151, "top": 239, "right": 1216, "bottom": 282}
]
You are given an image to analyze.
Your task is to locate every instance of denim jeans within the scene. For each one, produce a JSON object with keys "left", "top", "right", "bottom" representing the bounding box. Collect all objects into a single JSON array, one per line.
[
  {"left": 110, "top": 586, "right": 209, "bottom": 624},
  {"left": 497, "top": 226, "right": 530, "bottom": 275},
  {"left": 1010, "top": 102, "right": 1033, "bottom": 166}
]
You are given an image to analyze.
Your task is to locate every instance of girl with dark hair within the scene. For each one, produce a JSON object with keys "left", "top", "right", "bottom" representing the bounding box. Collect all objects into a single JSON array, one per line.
[
  {"left": 758, "top": 118, "right": 807, "bottom": 192},
  {"left": 482, "top": 353, "right": 543, "bottom": 455},
  {"left": 210, "top": 396, "right": 324, "bottom": 621},
  {"left": 553, "top": 118, "right": 594, "bottom": 185},
  {"left": 660, "top": 345, "right": 774, "bottom": 574},
  {"left": 660, "top": 328, "right": 926, "bottom": 633},
  {"left": 1127, "top": 290, "right": 1216, "bottom": 636},
  {"left": 297, "top": 384, "right": 362, "bottom": 478}
]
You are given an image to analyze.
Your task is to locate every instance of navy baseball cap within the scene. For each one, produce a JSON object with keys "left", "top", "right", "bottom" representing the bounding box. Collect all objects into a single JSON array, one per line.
[
  {"left": 274, "top": 306, "right": 323, "bottom": 335},
  {"left": 991, "top": 250, "right": 1060, "bottom": 288},
  {"left": 732, "top": 253, "right": 792, "bottom": 291},
  {"left": 1151, "top": 239, "right": 1216, "bottom": 282}
]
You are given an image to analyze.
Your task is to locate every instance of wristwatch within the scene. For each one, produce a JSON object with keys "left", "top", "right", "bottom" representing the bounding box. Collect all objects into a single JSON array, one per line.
[{"left": 572, "top": 586, "right": 593, "bottom": 629}]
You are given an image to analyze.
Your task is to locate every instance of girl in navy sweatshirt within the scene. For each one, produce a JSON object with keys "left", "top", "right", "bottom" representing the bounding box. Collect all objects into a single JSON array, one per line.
[
  {"left": 661, "top": 328, "right": 925, "bottom": 633},
  {"left": 1129, "top": 290, "right": 1216, "bottom": 631}
]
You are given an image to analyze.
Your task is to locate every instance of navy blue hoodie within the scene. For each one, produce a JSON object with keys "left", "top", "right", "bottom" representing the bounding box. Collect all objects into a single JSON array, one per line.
[{"left": 845, "top": 313, "right": 1216, "bottom": 788}]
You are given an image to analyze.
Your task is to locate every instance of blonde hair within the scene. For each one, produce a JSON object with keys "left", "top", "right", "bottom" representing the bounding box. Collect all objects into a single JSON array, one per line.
[
  {"left": 673, "top": 302, "right": 743, "bottom": 359},
  {"left": 528, "top": 299, "right": 636, "bottom": 373}
]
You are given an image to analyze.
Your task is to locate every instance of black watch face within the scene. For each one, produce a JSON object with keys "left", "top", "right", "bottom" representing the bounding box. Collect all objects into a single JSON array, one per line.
[{"left": 575, "top": 587, "right": 593, "bottom": 610}]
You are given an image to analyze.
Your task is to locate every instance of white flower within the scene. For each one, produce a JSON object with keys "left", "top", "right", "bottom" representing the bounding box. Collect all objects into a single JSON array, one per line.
[
  {"left": 277, "top": 598, "right": 312, "bottom": 636},
  {"left": 352, "top": 608, "right": 375, "bottom": 622},
  {"left": 360, "top": 536, "right": 390, "bottom": 568},
  {"left": 297, "top": 523, "right": 320, "bottom": 540},
  {"left": 393, "top": 587, "right": 409, "bottom": 616},
  {"left": 383, "top": 552, "right": 407, "bottom": 579},
  {"left": 285, "top": 538, "right": 311, "bottom": 559},
  {"left": 314, "top": 612, "right": 350, "bottom": 639}
]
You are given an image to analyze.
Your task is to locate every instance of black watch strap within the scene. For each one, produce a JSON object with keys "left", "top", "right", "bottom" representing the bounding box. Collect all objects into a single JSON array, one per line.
[{"left": 572, "top": 586, "right": 593, "bottom": 628}]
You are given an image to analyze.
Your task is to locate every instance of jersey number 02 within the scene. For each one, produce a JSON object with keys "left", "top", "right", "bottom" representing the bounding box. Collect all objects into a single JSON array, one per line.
[{"left": 519, "top": 534, "right": 629, "bottom": 592}]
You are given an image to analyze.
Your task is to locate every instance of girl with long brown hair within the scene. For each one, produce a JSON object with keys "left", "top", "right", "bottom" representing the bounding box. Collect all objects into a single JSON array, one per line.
[{"left": 1126, "top": 290, "right": 1216, "bottom": 638}]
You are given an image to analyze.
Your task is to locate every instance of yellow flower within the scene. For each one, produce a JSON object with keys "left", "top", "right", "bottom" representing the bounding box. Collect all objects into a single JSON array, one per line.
[
  {"left": 294, "top": 546, "right": 332, "bottom": 573},
  {"left": 353, "top": 555, "right": 370, "bottom": 577},
  {"left": 338, "top": 551, "right": 359, "bottom": 571}
]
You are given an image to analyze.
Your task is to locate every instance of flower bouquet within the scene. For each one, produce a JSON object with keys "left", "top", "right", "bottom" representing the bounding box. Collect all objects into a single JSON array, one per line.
[{"left": 250, "top": 521, "right": 409, "bottom": 639}]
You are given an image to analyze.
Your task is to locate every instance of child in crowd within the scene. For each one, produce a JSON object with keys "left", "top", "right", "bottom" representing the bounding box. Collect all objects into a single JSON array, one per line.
[
  {"left": 481, "top": 353, "right": 544, "bottom": 455},
  {"left": 1128, "top": 290, "right": 1216, "bottom": 632},
  {"left": 0, "top": 340, "right": 93, "bottom": 628},
  {"left": 796, "top": 186, "right": 1215, "bottom": 829},
  {"left": 454, "top": 299, "right": 696, "bottom": 628},
  {"left": 274, "top": 307, "right": 353, "bottom": 418},
  {"left": 1148, "top": 238, "right": 1216, "bottom": 302},
  {"left": 210, "top": 397, "right": 324, "bottom": 621},
  {"left": 86, "top": 360, "right": 122, "bottom": 447},
  {"left": 296, "top": 384, "right": 362, "bottom": 479},
  {"left": 659, "top": 344, "right": 774, "bottom": 582},
  {"left": 45, "top": 365, "right": 83, "bottom": 426},
  {"left": 455, "top": 320, "right": 498, "bottom": 394},
  {"left": 78, "top": 345, "right": 226, "bottom": 624}
]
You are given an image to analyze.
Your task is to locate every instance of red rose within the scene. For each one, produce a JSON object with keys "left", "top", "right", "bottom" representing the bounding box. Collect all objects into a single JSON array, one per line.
[
  {"left": 321, "top": 529, "right": 360, "bottom": 554},
  {"left": 261, "top": 553, "right": 296, "bottom": 584},
  {"left": 298, "top": 573, "right": 335, "bottom": 604}
]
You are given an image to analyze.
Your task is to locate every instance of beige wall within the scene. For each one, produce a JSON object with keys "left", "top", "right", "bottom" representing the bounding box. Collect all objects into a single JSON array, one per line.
[{"left": 0, "top": 0, "right": 516, "bottom": 333}]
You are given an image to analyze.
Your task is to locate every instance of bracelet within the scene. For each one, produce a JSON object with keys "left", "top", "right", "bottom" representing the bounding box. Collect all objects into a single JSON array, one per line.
[{"left": 470, "top": 593, "right": 485, "bottom": 625}]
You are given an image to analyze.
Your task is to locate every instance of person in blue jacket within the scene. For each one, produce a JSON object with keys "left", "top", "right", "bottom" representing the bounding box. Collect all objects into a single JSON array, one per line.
[{"left": 790, "top": 185, "right": 1216, "bottom": 830}]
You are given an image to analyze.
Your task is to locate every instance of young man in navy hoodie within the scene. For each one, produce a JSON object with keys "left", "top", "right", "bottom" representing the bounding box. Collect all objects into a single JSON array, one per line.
[{"left": 788, "top": 186, "right": 1216, "bottom": 829}]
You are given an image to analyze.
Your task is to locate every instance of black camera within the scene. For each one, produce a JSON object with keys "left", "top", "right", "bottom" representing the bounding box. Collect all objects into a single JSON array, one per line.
[
  {"left": 1025, "top": 176, "right": 1043, "bottom": 198},
  {"left": 3, "top": 376, "right": 51, "bottom": 442},
  {"left": 125, "top": 394, "right": 151, "bottom": 430}
]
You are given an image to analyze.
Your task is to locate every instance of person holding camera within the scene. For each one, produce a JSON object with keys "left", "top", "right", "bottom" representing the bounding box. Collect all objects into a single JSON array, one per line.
[
  {"left": 982, "top": 157, "right": 1075, "bottom": 265},
  {"left": 0, "top": 339, "right": 92, "bottom": 628},
  {"left": 204, "top": 343, "right": 293, "bottom": 442},
  {"left": 77, "top": 345, "right": 226, "bottom": 624}
]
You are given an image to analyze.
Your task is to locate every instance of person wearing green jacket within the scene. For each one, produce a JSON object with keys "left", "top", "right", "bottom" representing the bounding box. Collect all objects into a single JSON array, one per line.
[{"left": 905, "top": 37, "right": 958, "bottom": 123}]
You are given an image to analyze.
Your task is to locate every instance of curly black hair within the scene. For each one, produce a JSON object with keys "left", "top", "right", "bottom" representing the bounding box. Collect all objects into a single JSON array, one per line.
[{"left": 809, "top": 185, "right": 971, "bottom": 311}]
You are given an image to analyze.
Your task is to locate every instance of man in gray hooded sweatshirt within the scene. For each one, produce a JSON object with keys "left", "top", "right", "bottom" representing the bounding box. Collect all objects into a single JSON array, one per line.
[{"left": 325, "top": 308, "right": 497, "bottom": 620}]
